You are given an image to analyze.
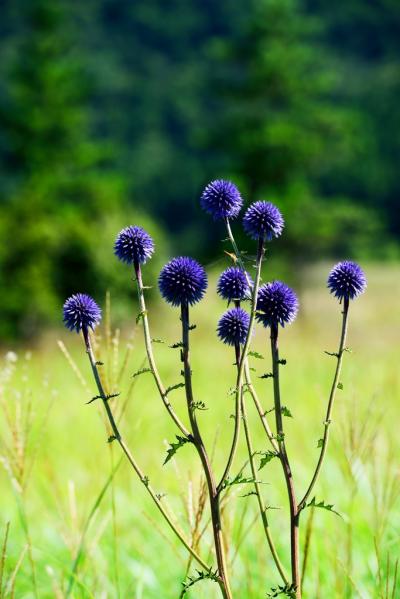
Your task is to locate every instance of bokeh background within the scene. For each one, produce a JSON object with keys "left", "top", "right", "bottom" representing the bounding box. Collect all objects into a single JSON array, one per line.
[
  {"left": 0, "top": 0, "right": 399, "bottom": 339},
  {"left": 1, "top": 1, "right": 399, "bottom": 598}
]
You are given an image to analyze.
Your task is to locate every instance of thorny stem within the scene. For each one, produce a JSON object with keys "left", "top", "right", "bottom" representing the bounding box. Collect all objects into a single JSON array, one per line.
[
  {"left": 82, "top": 327, "right": 209, "bottom": 572},
  {"left": 236, "top": 344, "right": 288, "bottom": 585},
  {"left": 217, "top": 235, "right": 265, "bottom": 492},
  {"left": 180, "top": 303, "right": 233, "bottom": 599},
  {"left": 298, "top": 298, "right": 350, "bottom": 511},
  {"left": 134, "top": 261, "right": 190, "bottom": 438},
  {"left": 270, "top": 324, "right": 301, "bottom": 598}
]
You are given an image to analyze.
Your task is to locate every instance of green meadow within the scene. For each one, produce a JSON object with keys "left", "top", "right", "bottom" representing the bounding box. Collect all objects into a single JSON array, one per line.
[{"left": 1, "top": 263, "right": 399, "bottom": 598}]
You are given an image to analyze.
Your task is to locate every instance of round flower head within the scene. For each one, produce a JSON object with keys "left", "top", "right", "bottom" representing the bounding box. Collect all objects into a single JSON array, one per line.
[
  {"left": 63, "top": 293, "right": 102, "bottom": 333},
  {"left": 217, "top": 307, "right": 250, "bottom": 346},
  {"left": 243, "top": 201, "right": 284, "bottom": 241},
  {"left": 217, "top": 267, "right": 251, "bottom": 301},
  {"left": 200, "top": 179, "right": 243, "bottom": 220},
  {"left": 327, "top": 260, "right": 367, "bottom": 301},
  {"left": 256, "top": 281, "right": 298, "bottom": 328},
  {"left": 114, "top": 225, "right": 154, "bottom": 265},
  {"left": 158, "top": 257, "right": 208, "bottom": 306}
]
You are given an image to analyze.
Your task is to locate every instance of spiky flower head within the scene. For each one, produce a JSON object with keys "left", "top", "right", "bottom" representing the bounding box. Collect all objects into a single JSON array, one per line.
[
  {"left": 63, "top": 293, "right": 102, "bottom": 333},
  {"left": 158, "top": 257, "right": 208, "bottom": 306},
  {"left": 256, "top": 281, "right": 298, "bottom": 328},
  {"left": 200, "top": 179, "right": 243, "bottom": 220},
  {"left": 217, "top": 307, "right": 250, "bottom": 346},
  {"left": 114, "top": 225, "right": 155, "bottom": 265},
  {"left": 243, "top": 201, "right": 284, "bottom": 241},
  {"left": 217, "top": 267, "right": 251, "bottom": 301},
  {"left": 327, "top": 261, "right": 367, "bottom": 301}
]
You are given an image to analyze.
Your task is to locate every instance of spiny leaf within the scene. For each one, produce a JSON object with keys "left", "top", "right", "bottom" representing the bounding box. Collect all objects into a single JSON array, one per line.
[
  {"left": 248, "top": 351, "right": 264, "bottom": 360},
  {"left": 257, "top": 450, "right": 279, "bottom": 470},
  {"left": 169, "top": 341, "right": 184, "bottom": 349},
  {"left": 165, "top": 383, "right": 185, "bottom": 396},
  {"left": 180, "top": 569, "right": 219, "bottom": 598},
  {"left": 221, "top": 472, "right": 258, "bottom": 491},
  {"left": 278, "top": 358, "right": 287, "bottom": 365},
  {"left": 324, "top": 350, "right": 339, "bottom": 358},
  {"left": 260, "top": 372, "right": 274, "bottom": 379},
  {"left": 163, "top": 435, "right": 192, "bottom": 465},
  {"left": 193, "top": 400, "right": 208, "bottom": 411},
  {"left": 95, "top": 361, "right": 104, "bottom": 366},
  {"left": 136, "top": 310, "right": 147, "bottom": 324},
  {"left": 317, "top": 438, "right": 324, "bottom": 448},
  {"left": 188, "top": 324, "right": 197, "bottom": 331},
  {"left": 281, "top": 406, "right": 292, "bottom": 418},
  {"left": 305, "top": 497, "right": 342, "bottom": 518},
  {"left": 132, "top": 367, "right": 152, "bottom": 378},
  {"left": 337, "top": 382, "right": 344, "bottom": 390},
  {"left": 267, "top": 583, "right": 297, "bottom": 598},
  {"left": 240, "top": 490, "right": 258, "bottom": 498}
]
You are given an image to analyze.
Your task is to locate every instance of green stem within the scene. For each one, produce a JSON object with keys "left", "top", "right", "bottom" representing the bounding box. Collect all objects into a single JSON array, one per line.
[
  {"left": 236, "top": 345, "right": 288, "bottom": 585},
  {"left": 82, "top": 327, "right": 209, "bottom": 572},
  {"left": 298, "top": 298, "right": 350, "bottom": 511},
  {"left": 180, "top": 303, "right": 233, "bottom": 599},
  {"left": 217, "top": 236, "right": 265, "bottom": 492},
  {"left": 134, "top": 261, "right": 190, "bottom": 437},
  {"left": 270, "top": 325, "right": 300, "bottom": 598}
]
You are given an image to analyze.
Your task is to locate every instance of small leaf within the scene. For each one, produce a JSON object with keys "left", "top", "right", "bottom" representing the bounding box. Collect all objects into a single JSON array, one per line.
[
  {"left": 188, "top": 324, "right": 197, "bottom": 331},
  {"left": 152, "top": 338, "right": 165, "bottom": 344},
  {"left": 169, "top": 341, "right": 184, "bottom": 349},
  {"left": 132, "top": 367, "right": 152, "bottom": 378},
  {"left": 164, "top": 435, "right": 192, "bottom": 465},
  {"left": 260, "top": 372, "right": 274, "bottom": 379},
  {"left": 324, "top": 350, "right": 339, "bottom": 358},
  {"left": 337, "top": 382, "right": 343, "bottom": 390},
  {"left": 257, "top": 450, "right": 279, "bottom": 470},
  {"left": 278, "top": 359, "right": 287, "bottom": 365},
  {"left": 248, "top": 351, "right": 264, "bottom": 360},
  {"left": 305, "top": 497, "right": 342, "bottom": 518},
  {"left": 221, "top": 472, "right": 258, "bottom": 491},
  {"left": 275, "top": 433, "right": 285, "bottom": 443},
  {"left": 136, "top": 310, "right": 147, "bottom": 324},
  {"left": 267, "top": 583, "right": 297, "bottom": 598},
  {"left": 180, "top": 569, "right": 219, "bottom": 598},
  {"left": 280, "top": 406, "right": 292, "bottom": 418},
  {"left": 317, "top": 438, "right": 324, "bottom": 448},
  {"left": 165, "top": 383, "right": 185, "bottom": 396},
  {"left": 193, "top": 400, "right": 208, "bottom": 411}
]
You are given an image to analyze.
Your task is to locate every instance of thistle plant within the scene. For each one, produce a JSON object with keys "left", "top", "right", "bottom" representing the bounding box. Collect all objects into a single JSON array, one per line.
[{"left": 63, "top": 179, "right": 366, "bottom": 599}]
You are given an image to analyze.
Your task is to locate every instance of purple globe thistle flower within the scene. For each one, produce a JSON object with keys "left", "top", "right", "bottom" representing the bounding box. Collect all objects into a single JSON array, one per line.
[
  {"left": 217, "top": 307, "right": 250, "bottom": 346},
  {"left": 256, "top": 281, "right": 298, "bottom": 328},
  {"left": 158, "top": 257, "right": 208, "bottom": 306},
  {"left": 63, "top": 293, "right": 102, "bottom": 333},
  {"left": 200, "top": 179, "right": 243, "bottom": 220},
  {"left": 327, "top": 261, "right": 367, "bottom": 301},
  {"left": 243, "top": 201, "right": 284, "bottom": 241},
  {"left": 217, "top": 267, "right": 251, "bottom": 301},
  {"left": 114, "top": 225, "right": 154, "bottom": 265}
]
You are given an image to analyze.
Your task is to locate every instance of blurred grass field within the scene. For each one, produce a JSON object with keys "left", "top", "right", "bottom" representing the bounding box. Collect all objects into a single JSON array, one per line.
[{"left": 1, "top": 262, "right": 399, "bottom": 599}]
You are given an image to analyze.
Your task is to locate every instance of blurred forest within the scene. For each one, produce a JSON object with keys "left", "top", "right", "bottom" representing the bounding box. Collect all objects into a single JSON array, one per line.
[{"left": 0, "top": 0, "right": 399, "bottom": 338}]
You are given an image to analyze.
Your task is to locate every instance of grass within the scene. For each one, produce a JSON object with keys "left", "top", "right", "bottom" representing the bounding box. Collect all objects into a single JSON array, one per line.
[{"left": 0, "top": 262, "right": 399, "bottom": 598}]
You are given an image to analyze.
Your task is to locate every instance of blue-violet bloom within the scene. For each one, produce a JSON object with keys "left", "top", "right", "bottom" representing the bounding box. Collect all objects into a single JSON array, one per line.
[
  {"left": 256, "top": 281, "right": 298, "bottom": 328},
  {"left": 158, "top": 257, "right": 208, "bottom": 306},
  {"left": 243, "top": 201, "right": 284, "bottom": 241},
  {"left": 217, "top": 307, "right": 250, "bottom": 346},
  {"left": 200, "top": 179, "right": 243, "bottom": 220},
  {"left": 327, "top": 261, "right": 367, "bottom": 301},
  {"left": 63, "top": 293, "right": 102, "bottom": 333},
  {"left": 217, "top": 267, "right": 251, "bottom": 301},
  {"left": 114, "top": 225, "right": 154, "bottom": 265}
]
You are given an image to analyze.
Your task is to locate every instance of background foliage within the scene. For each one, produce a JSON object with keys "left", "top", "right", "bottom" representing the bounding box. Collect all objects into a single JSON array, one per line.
[{"left": 0, "top": 0, "right": 399, "bottom": 337}]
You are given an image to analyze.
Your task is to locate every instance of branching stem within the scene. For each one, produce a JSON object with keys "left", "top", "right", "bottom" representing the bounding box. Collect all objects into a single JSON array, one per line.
[
  {"left": 134, "top": 261, "right": 190, "bottom": 437},
  {"left": 298, "top": 298, "right": 350, "bottom": 511},
  {"left": 82, "top": 327, "right": 209, "bottom": 572},
  {"left": 180, "top": 303, "right": 233, "bottom": 599}
]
